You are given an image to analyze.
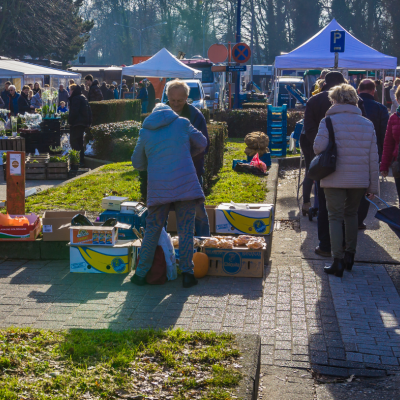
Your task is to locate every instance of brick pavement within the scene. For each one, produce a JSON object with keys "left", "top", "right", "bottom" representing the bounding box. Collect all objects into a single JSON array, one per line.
[
  {"left": 329, "top": 265, "right": 400, "bottom": 370},
  {"left": 0, "top": 259, "right": 264, "bottom": 333}
]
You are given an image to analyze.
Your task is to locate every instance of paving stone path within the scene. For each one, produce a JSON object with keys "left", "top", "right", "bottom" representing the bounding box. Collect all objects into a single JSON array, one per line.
[{"left": 329, "top": 265, "right": 400, "bottom": 368}]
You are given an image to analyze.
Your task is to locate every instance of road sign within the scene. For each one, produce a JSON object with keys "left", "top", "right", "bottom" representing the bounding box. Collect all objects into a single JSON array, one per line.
[
  {"left": 330, "top": 30, "right": 345, "bottom": 53},
  {"left": 232, "top": 42, "right": 251, "bottom": 63},
  {"left": 208, "top": 44, "right": 228, "bottom": 64},
  {"left": 226, "top": 65, "right": 246, "bottom": 72}
]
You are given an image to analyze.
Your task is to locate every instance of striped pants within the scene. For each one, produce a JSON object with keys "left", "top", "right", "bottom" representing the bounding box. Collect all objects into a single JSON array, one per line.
[{"left": 135, "top": 200, "right": 196, "bottom": 277}]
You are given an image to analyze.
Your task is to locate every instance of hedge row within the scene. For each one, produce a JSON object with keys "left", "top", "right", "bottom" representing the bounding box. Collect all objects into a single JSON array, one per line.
[
  {"left": 203, "top": 122, "right": 228, "bottom": 193},
  {"left": 141, "top": 108, "right": 211, "bottom": 124},
  {"left": 213, "top": 109, "right": 304, "bottom": 139},
  {"left": 89, "top": 99, "right": 141, "bottom": 126},
  {"left": 242, "top": 102, "right": 267, "bottom": 109},
  {"left": 91, "top": 121, "right": 141, "bottom": 161},
  {"left": 201, "top": 108, "right": 210, "bottom": 123},
  {"left": 141, "top": 113, "right": 151, "bottom": 122}
]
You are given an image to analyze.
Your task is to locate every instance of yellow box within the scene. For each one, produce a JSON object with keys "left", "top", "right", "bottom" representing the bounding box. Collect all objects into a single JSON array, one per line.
[
  {"left": 69, "top": 240, "right": 136, "bottom": 273},
  {"left": 215, "top": 203, "right": 274, "bottom": 235}
]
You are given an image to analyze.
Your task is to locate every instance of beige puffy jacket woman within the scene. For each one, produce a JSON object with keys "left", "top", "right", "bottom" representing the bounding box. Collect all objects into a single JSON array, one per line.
[{"left": 313, "top": 104, "right": 379, "bottom": 194}]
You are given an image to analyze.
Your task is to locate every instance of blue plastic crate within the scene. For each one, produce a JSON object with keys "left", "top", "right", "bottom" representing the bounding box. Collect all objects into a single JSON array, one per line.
[
  {"left": 99, "top": 209, "right": 147, "bottom": 240},
  {"left": 232, "top": 159, "right": 248, "bottom": 170}
]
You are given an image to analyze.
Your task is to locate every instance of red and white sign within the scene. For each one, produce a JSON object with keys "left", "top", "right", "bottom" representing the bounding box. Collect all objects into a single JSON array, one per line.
[{"left": 208, "top": 44, "right": 228, "bottom": 64}]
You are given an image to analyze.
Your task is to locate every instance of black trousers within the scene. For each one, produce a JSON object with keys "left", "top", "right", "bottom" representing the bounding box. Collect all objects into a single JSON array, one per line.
[
  {"left": 316, "top": 181, "right": 331, "bottom": 252},
  {"left": 300, "top": 134, "right": 314, "bottom": 204},
  {"left": 70, "top": 125, "right": 85, "bottom": 164}
]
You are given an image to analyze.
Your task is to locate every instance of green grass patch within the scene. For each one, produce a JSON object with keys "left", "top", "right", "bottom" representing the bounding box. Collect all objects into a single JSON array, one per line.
[
  {"left": 22, "top": 139, "right": 267, "bottom": 215},
  {"left": 205, "top": 139, "right": 268, "bottom": 205},
  {"left": 0, "top": 327, "right": 242, "bottom": 400},
  {"left": 24, "top": 163, "right": 141, "bottom": 215}
]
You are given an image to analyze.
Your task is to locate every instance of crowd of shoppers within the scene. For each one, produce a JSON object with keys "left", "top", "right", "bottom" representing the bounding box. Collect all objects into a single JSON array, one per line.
[{"left": 302, "top": 69, "right": 400, "bottom": 278}]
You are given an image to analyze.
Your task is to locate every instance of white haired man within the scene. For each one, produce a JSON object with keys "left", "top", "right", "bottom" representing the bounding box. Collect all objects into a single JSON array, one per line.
[{"left": 166, "top": 79, "right": 211, "bottom": 236}]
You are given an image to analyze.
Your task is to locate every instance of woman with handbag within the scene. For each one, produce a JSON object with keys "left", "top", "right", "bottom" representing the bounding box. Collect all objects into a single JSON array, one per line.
[
  {"left": 313, "top": 84, "right": 379, "bottom": 277},
  {"left": 381, "top": 86, "right": 400, "bottom": 198}
]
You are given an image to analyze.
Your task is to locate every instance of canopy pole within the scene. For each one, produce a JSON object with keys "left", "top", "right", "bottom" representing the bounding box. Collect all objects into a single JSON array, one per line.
[
  {"left": 120, "top": 75, "right": 123, "bottom": 99},
  {"left": 382, "top": 70, "right": 385, "bottom": 104}
]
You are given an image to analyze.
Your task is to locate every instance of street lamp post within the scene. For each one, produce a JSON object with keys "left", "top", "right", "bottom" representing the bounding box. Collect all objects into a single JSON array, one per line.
[{"left": 114, "top": 22, "right": 167, "bottom": 56}]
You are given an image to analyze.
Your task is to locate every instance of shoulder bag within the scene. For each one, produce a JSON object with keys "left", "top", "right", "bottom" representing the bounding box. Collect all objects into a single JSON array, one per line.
[{"left": 308, "top": 116, "right": 337, "bottom": 181}]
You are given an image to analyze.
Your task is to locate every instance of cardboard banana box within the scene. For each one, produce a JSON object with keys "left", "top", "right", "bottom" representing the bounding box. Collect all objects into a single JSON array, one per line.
[
  {"left": 215, "top": 203, "right": 274, "bottom": 235},
  {"left": 69, "top": 240, "right": 138, "bottom": 274}
]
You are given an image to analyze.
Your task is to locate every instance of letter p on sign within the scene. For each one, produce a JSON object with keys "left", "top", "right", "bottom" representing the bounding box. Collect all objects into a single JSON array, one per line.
[{"left": 330, "top": 30, "right": 345, "bottom": 52}]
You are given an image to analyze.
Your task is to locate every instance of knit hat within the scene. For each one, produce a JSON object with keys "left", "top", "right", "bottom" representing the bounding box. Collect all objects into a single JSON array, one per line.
[{"left": 325, "top": 71, "right": 345, "bottom": 87}]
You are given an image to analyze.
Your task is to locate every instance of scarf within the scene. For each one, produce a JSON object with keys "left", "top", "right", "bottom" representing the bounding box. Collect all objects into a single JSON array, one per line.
[{"left": 397, "top": 105, "right": 400, "bottom": 116}]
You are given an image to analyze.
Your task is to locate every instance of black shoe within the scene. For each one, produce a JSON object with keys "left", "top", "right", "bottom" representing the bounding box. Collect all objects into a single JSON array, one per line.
[
  {"left": 344, "top": 251, "right": 355, "bottom": 271},
  {"left": 182, "top": 273, "right": 198, "bottom": 288},
  {"left": 315, "top": 246, "right": 331, "bottom": 257},
  {"left": 131, "top": 274, "right": 147, "bottom": 286},
  {"left": 324, "top": 258, "right": 345, "bottom": 277},
  {"left": 358, "top": 223, "right": 367, "bottom": 230}
]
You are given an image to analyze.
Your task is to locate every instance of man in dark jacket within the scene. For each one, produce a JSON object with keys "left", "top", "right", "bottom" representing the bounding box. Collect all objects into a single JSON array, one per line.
[
  {"left": 358, "top": 79, "right": 389, "bottom": 160},
  {"left": 357, "top": 79, "right": 389, "bottom": 229},
  {"left": 100, "top": 82, "right": 108, "bottom": 99},
  {"left": 85, "top": 75, "right": 103, "bottom": 102},
  {"left": 8, "top": 85, "right": 20, "bottom": 116},
  {"left": 304, "top": 71, "right": 367, "bottom": 258},
  {"left": 166, "top": 79, "right": 211, "bottom": 236},
  {"left": 58, "top": 84, "right": 69, "bottom": 107},
  {"left": 137, "top": 82, "right": 148, "bottom": 113},
  {"left": 1, "top": 81, "right": 11, "bottom": 109},
  {"left": 18, "top": 85, "right": 34, "bottom": 114},
  {"left": 105, "top": 84, "right": 114, "bottom": 100},
  {"left": 68, "top": 84, "right": 92, "bottom": 165}
]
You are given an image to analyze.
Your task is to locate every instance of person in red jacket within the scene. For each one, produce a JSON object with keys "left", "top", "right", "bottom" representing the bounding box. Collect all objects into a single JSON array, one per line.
[{"left": 381, "top": 86, "right": 400, "bottom": 199}]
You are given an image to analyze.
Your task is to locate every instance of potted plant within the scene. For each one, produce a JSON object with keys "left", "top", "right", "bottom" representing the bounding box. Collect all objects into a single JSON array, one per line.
[
  {"left": 69, "top": 149, "right": 80, "bottom": 170},
  {"left": 49, "top": 155, "right": 68, "bottom": 163},
  {"left": 49, "top": 145, "right": 64, "bottom": 155}
]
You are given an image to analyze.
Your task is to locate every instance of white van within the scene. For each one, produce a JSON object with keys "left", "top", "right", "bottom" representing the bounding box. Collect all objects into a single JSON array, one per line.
[{"left": 162, "top": 79, "right": 208, "bottom": 110}]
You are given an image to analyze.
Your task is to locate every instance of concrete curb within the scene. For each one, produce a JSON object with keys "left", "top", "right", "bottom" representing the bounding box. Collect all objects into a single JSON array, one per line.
[
  {"left": 83, "top": 156, "right": 112, "bottom": 170},
  {"left": 278, "top": 155, "right": 301, "bottom": 169},
  {"left": 264, "top": 160, "right": 279, "bottom": 264},
  {"left": 234, "top": 334, "right": 261, "bottom": 400}
]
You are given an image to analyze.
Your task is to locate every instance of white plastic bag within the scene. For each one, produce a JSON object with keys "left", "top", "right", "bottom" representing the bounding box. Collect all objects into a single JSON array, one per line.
[
  {"left": 158, "top": 228, "right": 177, "bottom": 280},
  {"left": 84, "top": 140, "right": 95, "bottom": 156}
]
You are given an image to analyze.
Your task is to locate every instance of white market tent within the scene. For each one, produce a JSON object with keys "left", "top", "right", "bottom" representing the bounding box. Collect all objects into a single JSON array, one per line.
[
  {"left": 273, "top": 19, "right": 398, "bottom": 105},
  {"left": 121, "top": 48, "right": 202, "bottom": 79},
  {"left": 0, "top": 58, "right": 81, "bottom": 90}
]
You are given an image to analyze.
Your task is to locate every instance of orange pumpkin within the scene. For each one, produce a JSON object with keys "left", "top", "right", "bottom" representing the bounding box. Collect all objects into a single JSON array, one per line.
[{"left": 193, "top": 252, "right": 209, "bottom": 278}]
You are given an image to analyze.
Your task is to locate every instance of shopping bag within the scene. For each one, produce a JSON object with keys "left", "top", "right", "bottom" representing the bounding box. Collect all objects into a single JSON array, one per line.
[
  {"left": 145, "top": 246, "right": 167, "bottom": 285},
  {"left": 158, "top": 228, "right": 177, "bottom": 280},
  {"left": 250, "top": 153, "right": 267, "bottom": 173}
]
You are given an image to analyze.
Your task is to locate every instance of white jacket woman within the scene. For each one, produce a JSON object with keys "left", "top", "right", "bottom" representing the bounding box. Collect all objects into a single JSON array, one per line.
[
  {"left": 314, "top": 104, "right": 379, "bottom": 195},
  {"left": 313, "top": 84, "right": 379, "bottom": 278}
]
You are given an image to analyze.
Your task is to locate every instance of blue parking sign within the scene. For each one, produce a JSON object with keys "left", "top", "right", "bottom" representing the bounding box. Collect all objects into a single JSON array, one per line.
[{"left": 330, "top": 30, "right": 345, "bottom": 52}]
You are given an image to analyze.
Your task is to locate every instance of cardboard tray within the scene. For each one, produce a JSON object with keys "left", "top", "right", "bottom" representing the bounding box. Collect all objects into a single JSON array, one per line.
[{"left": 0, "top": 214, "right": 41, "bottom": 241}]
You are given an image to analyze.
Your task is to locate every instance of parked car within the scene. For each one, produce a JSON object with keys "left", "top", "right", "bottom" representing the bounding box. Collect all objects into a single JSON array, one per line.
[{"left": 162, "top": 79, "right": 208, "bottom": 110}]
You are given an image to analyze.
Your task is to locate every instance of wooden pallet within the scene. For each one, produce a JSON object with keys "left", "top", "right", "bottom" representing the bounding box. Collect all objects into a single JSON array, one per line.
[
  {"left": 25, "top": 154, "right": 49, "bottom": 180},
  {"left": 0, "top": 137, "right": 25, "bottom": 151},
  {"left": 47, "top": 161, "right": 69, "bottom": 180}
]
